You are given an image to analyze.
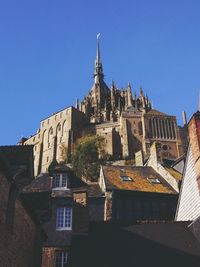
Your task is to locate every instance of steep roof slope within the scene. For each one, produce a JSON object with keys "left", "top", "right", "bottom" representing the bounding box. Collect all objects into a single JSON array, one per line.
[{"left": 102, "top": 165, "right": 177, "bottom": 194}]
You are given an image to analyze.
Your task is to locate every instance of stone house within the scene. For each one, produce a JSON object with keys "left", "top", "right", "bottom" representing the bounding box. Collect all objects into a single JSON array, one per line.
[
  {"left": 22, "top": 163, "right": 88, "bottom": 267},
  {"left": 0, "top": 146, "right": 46, "bottom": 267},
  {"left": 99, "top": 164, "right": 179, "bottom": 222}
]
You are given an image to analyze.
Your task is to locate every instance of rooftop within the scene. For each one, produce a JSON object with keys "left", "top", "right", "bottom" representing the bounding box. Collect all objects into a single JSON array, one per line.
[{"left": 102, "top": 165, "right": 177, "bottom": 194}]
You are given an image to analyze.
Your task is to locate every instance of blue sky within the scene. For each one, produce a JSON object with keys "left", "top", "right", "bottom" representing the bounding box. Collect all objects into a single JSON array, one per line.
[{"left": 0, "top": 0, "right": 200, "bottom": 145}]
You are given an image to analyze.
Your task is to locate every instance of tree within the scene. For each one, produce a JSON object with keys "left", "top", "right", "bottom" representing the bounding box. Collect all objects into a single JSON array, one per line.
[{"left": 72, "top": 135, "right": 105, "bottom": 181}]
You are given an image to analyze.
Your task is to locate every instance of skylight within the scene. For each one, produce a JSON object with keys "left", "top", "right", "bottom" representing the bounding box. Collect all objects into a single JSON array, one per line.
[
  {"left": 147, "top": 178, "right": 161, "bottom": 184},
  {"left": 120, "top": 175, "right": 133, "bottom": 182}
]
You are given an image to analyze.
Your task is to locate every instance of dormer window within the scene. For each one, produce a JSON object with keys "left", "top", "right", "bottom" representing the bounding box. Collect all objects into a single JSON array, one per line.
[{"left": 53, "top": 173, "right": 68, "bottom": 189}]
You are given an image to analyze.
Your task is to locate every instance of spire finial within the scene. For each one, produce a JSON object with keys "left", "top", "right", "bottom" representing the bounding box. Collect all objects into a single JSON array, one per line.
[
  {"left": 96, "top": 33, "right": 101, "bottom": 63},
  {"left": 94, "top": 33, "right": 104, "bottom": 82}
]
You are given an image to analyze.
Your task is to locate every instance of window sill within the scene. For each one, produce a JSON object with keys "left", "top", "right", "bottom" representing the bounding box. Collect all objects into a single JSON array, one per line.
[
  {"left": 56, "top": 228, "right": 72, "bottom": 231},
  {"left": 52, "top": 187, "right": 70, "bottom": 191}
]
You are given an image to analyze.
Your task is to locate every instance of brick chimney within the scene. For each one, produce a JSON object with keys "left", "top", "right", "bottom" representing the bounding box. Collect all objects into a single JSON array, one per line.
[{"left": 188, "top": 111, "right": 200, "bottom": 191}]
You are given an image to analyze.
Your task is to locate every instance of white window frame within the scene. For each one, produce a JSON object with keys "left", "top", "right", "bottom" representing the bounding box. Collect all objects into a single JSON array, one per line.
[
  {"left": 55, "top": 251, "right": 68, "bottom": 267},
  {"left": 56, "top": 207, "right": 72, "bottom": 231},
  {"left": 53, "top": 173, "right": 69, "bottom": 190}
]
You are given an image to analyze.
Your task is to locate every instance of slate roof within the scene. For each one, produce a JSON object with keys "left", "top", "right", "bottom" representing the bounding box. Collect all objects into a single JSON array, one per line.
[
  {"left": 23, "top": 173, "right": 51, "bottom": 193},
  {"left": 102, "top": 165, "right": 177, "bottom": 194},
  {"left": 68, "top": 221, "right": 200, "bottom": 267},
  {"left": 87, "top": 182, "right": 104, "bottom": 197},
  {"left": 162, "top": 165, "right": 182, "bottom": 181},
  {"left": 0, "top": 145, "right": 33, "bottom": 166},
  {"left": 0, "top": 145, "right": 34, "bottom": 179},
  {"left": 146, "top": 109, "right": 169, "bottom": 116},
  {"left": 125, "top": 221, "right": 200, "bottom": 256},
  {"left": 23, "top": 168, "right": 88, "bottom": 194}
]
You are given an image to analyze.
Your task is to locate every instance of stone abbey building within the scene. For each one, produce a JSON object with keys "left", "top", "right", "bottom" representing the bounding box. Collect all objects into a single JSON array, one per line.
[{"left": 24, "top": 39, "right": 187, "bottom": 176}]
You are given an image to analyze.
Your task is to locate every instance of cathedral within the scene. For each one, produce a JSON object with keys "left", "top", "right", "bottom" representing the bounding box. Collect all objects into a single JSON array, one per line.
[{"left": 23, "top": 38, "right": 188, "bottom": 176}]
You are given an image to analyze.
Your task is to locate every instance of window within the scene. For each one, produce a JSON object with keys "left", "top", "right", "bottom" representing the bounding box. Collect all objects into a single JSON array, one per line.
[
  {"left": 53, "top": 174, "right": 68, "bottom": 189},
  {"left": 55, "top": 251, "right": 68, "bottom": 267},
  {"left": 120, "top": 175, "right": 133, "bottom": 182},
  {"left": 162, "top": 145, "right": 168, "bottom": 151},
  {"left": 56, "top": 207, "right": 72, "bottom": 230},
  {"left": 147, "top": 178, "right": 161, "bottom": 184}
]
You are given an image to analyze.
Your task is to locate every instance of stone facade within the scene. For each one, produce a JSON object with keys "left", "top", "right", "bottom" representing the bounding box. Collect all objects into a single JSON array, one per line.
[
  {"left": 0, "top": 172, "right": 38, "bottom": 267},
  {"left": 187, "top": 111, "right": 200, "bottom": 189},
  {"left": 25, "top": 106, "right": 88, "bottom": 176},
  {"left": 25, "top": 165, "right": 89, "bottom": 267},
  {"left": 0, "top": 146, "right": 44, "bottom": 267},
  {"left": 24, "top": 39, "right": 187, "bottom": 176}
]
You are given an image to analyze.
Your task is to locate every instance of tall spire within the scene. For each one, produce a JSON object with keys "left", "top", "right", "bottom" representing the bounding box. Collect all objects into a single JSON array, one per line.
[
  {"left": 198, "top": 91, "right": 200, "bottom": 112},
  {"left": 94, "top": 33, "right": 104, "bottom": 83},
  {"left": 96, "top": 34, "right": 101, "bottom": 63}
]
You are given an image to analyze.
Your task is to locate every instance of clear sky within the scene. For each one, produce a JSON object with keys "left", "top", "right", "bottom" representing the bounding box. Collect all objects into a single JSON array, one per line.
[{"left": 0, "top": 0, "right": 200, "bottom": 145}]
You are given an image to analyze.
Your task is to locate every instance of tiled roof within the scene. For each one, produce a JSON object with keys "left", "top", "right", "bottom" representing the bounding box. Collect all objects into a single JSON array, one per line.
[
  {"left": 87, "top": 183, "right": 104, "bottom": 197},
  {"left": 125, "top": 221, "right": 200, "bottom": 256},
  {"left": 23, "top": 173, "right": 51, "bottom": 193},
  {"left": 102, "top": 165, "right": 176, "bottom": 194},
  {"left": 23, "top": 169, "right": 88, "bottom": 194},
  {"left": 163, "top": 165, "right": 182, "bottom": 181},
  {"left": 146, "top": 109, "right": 169, "bottom": 116},
  {"left": 0, "top": 145, "right": 33, "bottom": 167},
  {"left": 68, "top": 222, "right": 200, "bottom": 267},
  {"left": 0, "top": 145, "right": 34, "bottom": 181}
]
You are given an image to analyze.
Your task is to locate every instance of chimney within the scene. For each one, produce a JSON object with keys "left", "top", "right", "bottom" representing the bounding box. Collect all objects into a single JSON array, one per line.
[
  {"left": 150, "top": 142, "right": 162, "bottom": 166},
  {"left": 135, "top": 150, "right": 144, "bottom": 166},
  {"left": 188, "top": 111, "right": 200, "bottom": 191}
]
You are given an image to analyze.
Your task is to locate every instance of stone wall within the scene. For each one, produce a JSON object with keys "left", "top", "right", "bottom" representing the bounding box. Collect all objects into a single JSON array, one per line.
[
  {"left": 0, "top": 172, "right": 39, "bottom": 267},
  {"left": 42, "top": 247, "right": 69, "bottom": 267},
  {"left": 188, "top": 111, "right": 200, "bottom": 190},
  {"left": 104, "top": 191, "right": 113, "bottom": 221},
  {"left": 25, "top": 107, "right": 88, "bottom": 176},
  {"left": 24, "top": 105, "right": 187, "bottom": 177},
  {"left": 41, "top": 191, "right": 89, "bottom": 266},
  {"left": 73, "top": 191, "right": 89, "bottom": 233}
]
